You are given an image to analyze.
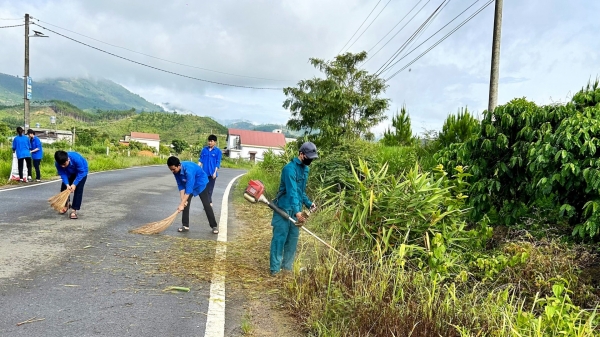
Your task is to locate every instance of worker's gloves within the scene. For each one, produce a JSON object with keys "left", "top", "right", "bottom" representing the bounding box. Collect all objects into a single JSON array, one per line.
[{"left": 310, "top": 203, "right": 317, "bottom": 213}]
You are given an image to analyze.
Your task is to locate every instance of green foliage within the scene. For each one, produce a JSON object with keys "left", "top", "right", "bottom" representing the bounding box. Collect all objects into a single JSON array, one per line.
[
  {"left": 438, "top": 107, "right": 480, "bottom": 147},
  {"left": 284, "top": 52, "right": 390, "bottom": 147},
  {"left": 381, "top": 105, "right": 414, "bottom": 146},
  {"left": 171, "top": 139, "right": 189, "bottom": 154}
]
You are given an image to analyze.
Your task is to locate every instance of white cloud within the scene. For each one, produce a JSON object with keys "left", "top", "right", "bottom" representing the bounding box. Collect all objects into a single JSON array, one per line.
[{"left": 0, "top": 0, "right": 598, "bottom": 133}]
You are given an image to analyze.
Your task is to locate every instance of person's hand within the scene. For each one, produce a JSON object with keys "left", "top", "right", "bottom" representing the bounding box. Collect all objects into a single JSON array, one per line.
[
  {"left": 177, "top": 203, "right": 185, "bottom": 212},
  {"left": 69, "top": 184, "right": 76, "bottom": 192},
  {"left": 310, "top": 203, "right": 317, "bottom": 213},
  {"left": 295, "top": 212, "right": 306, "bottom": 224},
  {"left": 212, "top": 172, "right": 217, "bottom": 179}
]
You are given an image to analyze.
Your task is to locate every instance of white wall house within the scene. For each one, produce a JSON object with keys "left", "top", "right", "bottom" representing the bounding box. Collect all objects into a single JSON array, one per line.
[
  {"left": 124, "top": 132, "right": 160, "bottom": 152},
  {"left": 226, "top": 128, "right": 286, "bottom": 162},
  {"left": 30, "top": 128, "right": 74, "bottom": 144}
]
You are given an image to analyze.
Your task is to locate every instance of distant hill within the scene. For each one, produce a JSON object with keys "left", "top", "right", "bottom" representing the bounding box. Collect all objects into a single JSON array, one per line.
[
  {"left": 0, "top": 104, "right": 226, "bottom": 145},
  {"left": 0, "top": 73, "right": 163, "bottom": 112}
]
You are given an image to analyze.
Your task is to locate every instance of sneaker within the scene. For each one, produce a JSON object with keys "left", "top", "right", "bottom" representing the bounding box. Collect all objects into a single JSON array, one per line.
[
  {"left": 28, "top": 176, "right": 32, "bottom": 181},
  {"left": 36, "top": 179, "right": 41, "bottom": 182}
]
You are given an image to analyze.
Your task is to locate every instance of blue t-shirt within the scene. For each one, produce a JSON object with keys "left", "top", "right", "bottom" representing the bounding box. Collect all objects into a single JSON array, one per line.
[
  {"left": 30, "top": 136, "right": 43, "bottom": 160},
  {"left": 173, "top": 161, "right": 209, "bottom": 196},
  {"left": 199, "top": 146, "right": 222, "bottom": 178},
  {"left": 12, "top": 135, "right": 31, "bottom": 159},
  {"left": 55, "top": 152, "right": 89, "bottom": 186}
]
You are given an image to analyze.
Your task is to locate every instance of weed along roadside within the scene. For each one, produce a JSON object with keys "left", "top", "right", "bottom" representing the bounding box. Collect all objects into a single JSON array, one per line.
[{"left": 220, "top": 133, "right": 600, "bottom": 336}]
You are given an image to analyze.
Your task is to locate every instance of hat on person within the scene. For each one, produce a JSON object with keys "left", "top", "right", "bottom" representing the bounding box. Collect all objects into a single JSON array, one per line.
[{"left": 299, "top": 142, "right": 318, "bottom": 159}]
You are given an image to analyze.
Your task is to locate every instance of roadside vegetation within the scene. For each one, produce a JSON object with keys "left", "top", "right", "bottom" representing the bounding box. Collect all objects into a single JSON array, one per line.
[{"left": 240, "top": 52, "right": 600, "bottom": 336}]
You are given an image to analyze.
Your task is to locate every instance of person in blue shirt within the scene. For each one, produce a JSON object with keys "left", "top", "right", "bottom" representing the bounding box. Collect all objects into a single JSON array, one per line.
[
  {"left": 167, "top": 156, "right": 219, "bottom": 234},
  {"left": 270, "top": 142, "right": 319, "bottom": 276},
  {"left": 12, "top": 126, "right": 32, "bottom": 182},
  {"left": 199, "top": 134, "right": 222, "bottom": 207},
  {"left": 27, "top": 129, "right": 43, "bottom": 182},
  {"left": 55, "top": 150, "right": 89, "bottom": 219}
]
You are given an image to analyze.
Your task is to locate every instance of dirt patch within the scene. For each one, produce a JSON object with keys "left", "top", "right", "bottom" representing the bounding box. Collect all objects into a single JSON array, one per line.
[
  {"left": 138, "top": 150, "right": 155, "bottom": 157},
  {"left": 159, "top": 200, "right": 305, "bottom": 336}
]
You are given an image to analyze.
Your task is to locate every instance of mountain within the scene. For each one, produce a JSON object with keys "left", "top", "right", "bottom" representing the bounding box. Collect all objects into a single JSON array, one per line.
[{"left": 0, "top": 73, "right": 163, "bottom": 112}]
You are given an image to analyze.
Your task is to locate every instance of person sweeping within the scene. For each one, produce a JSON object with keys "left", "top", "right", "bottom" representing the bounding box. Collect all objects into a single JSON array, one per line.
[
  {"left": 54, "top": 150, "right": 89, "bottom": 219},
  {"left": 167, "top": 156, "right": 219, "bottom": 234},
  {"left": 270, "top": 142, "right": 318, "bottom": 276}
]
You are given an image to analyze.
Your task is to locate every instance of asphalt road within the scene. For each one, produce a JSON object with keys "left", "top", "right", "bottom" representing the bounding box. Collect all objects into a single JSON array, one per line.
[{"left": 0, "top": 166, "right": 246, "bottom": 337}]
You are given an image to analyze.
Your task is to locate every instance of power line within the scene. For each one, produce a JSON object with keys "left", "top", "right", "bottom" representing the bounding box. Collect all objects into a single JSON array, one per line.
[
  {"left": 382, "top": 0, "right": 487, "bottom": 77},
  {"left": 32, "top": 23, "right": 284, "bottom": 90},
  {"left": 375, "top": 0, "right": 448, "bottom": 76},
  {"left": 337, "top": 0, "right": 383, "bottom": 54},
  {"left": 385, "top": 0, "right": 494, "bottom": 81},
  {"left": 382, "top": 0, "right": 482, "bottom": 76},
  {"left": 366, "top": 0, "right": 425, "bottom": 56},
  {"left": 390, "top": 0, "right": 451, "bottom": 69},
  {"left": 31, "top": 17, "right": 293, "bottom": 82},
  {"left": 343, "top": 0, "right": 393, "bottom": 53},
  {"left": 0, "top": 24, "right": 24, "bottom": 28}
]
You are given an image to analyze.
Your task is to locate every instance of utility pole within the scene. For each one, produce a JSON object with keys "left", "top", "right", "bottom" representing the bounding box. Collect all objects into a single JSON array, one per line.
[
  {"left": 23, "top": 13, "right": 30, "bottom": 128},
  {"left": 487, "top": 0, "right": 503, "bottom": 114}
]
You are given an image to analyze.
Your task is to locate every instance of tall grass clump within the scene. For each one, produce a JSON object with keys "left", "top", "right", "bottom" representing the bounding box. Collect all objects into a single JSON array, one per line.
[{"left": 283, "top": 159, "right": 599, "bottom": 336}]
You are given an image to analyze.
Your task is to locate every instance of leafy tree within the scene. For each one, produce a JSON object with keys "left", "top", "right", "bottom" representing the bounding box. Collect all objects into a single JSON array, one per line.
[
  {"left": 171, "top": 139, "right": 188, "bottom": 154},
  {"left": 381, "top": 105, "right": 414, "bottom": 146},
  {"left": 438, "top": 107, "right": 480, "bottom": 147},
  {"left": 283, "top": 51, "right": 390, "bottom": 147}
]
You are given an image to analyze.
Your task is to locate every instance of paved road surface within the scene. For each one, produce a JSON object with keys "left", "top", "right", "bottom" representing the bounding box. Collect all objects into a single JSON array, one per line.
[{"left": 0, "top": 166, "right": 246, "bottom": 337}]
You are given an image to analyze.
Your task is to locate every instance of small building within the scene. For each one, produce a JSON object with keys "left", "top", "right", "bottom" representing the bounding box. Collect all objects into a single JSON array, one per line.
[
  {"left": 123, "top": 132, "right": 160, "bottom": 152},
  {"left": 226, "top": 128, "right": 286, "bottom": 162},
  {"left": 30, "top": 128, "right": 74, "bottom": 144}
]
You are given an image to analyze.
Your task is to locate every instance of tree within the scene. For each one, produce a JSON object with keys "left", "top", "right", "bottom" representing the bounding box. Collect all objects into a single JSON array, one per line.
[
  {"left": 381, "top": 105, "right": 414, "bottom": 146},
  {"left": 283, "top": 51, "right": 390, "bottom": 146},
  {"left": 171, "top": 139, "right": 188, "bottom": 154},
  {"left": 438, "top": 107, "right": 480, "bottom": 147}
]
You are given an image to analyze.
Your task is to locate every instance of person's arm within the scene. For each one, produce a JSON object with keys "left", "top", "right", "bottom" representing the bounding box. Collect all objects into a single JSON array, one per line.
[
  {"left": 214, "top": 149, "right": 222, "bottom": 177},
  {"left": 198, "top": 148, "right": 204, "bottom": 167},
  {"left": 281, "top": 165, "right": 305, "bottom": 222},
  {"left": 72, "top": 155, "right": 89, "bottom": 186},
  {"left": 12, "top": 138, "right": 16, "bottom": 153},
  {"left": 30, "top": 138, "right": 40, "bottom": 153}
]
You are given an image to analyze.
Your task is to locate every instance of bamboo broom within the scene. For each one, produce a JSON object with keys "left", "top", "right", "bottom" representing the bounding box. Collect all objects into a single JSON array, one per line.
[
  {"left": 130, "top": 210, "right": 179, "bottom": 235},
  {"left": 48, "top": 189, "right": 71, "bottom": 212}
]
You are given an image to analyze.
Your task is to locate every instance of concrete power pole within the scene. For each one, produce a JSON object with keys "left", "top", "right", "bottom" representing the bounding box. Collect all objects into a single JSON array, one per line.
[
  {"left": 487, "top": 0, "right": 503, "bottom": 114},
  {"left": 24, "top": 13, "right": 30, "bottom": 128}
]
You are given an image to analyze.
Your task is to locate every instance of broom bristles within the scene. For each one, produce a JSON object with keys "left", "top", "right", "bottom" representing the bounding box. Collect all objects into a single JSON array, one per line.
[
  {"left": 48, "top": 189, "right": 71, "bottom": 212},
  {"left": 130, "top": 211, "right": 179, "bottom": 235}
]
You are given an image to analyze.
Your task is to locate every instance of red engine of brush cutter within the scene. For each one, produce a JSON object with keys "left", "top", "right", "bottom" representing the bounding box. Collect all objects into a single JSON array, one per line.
[{"left": 245, "top": 180, "right": 265, "bottom": 200}]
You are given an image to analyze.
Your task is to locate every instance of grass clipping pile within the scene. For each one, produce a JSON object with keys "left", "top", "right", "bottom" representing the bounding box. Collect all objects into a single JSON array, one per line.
[{"left": 159, "top": 200, "right": 281, "bottom": 291}]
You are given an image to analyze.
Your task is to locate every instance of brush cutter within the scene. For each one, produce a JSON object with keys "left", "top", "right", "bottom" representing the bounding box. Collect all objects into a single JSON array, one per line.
[{"left": 244, "top": 180, "right": 342, "bottom": 256}]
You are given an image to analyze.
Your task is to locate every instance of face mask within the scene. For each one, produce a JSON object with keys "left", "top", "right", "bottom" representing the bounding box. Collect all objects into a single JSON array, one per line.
[{"left": 302, "top": 157, "right": 313, "bottom": 166}]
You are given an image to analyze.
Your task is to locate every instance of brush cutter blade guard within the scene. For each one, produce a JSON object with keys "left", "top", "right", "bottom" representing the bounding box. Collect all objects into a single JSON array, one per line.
[{"left": 245, "top": 180, "right": 265, "bottom": 200}]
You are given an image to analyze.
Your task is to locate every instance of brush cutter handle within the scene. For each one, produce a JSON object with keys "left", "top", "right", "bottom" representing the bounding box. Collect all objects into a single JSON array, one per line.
[{"left": 266, "top": 202, "right": 297, "bottom": 223}]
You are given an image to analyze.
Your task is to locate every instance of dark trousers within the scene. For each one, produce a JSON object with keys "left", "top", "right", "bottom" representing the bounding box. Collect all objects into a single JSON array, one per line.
[
  {"left": 206, "top": 176, "right": 217, "bottom": 203},
  {"left": 17, "top": 157, "right": 32, "bottom": 180},
  {"left": 182, "top": 187, "right": 218, "bottom": 229},
  {"left": 61, "top": 175, "right": 87, "bottom": 210},
  {"left": 33, "top": 159, "right": 41, "bottom": 180}
]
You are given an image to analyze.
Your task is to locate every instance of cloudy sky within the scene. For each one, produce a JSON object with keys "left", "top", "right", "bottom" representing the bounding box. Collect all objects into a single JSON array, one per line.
[{"left": 1, "top": 0, "right": 598, "bottom": 136}]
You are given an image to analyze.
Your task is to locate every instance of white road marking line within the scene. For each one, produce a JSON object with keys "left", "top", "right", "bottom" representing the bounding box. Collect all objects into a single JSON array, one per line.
[{"left": 204, "top": 173, "right": 245, "bottom": 337}]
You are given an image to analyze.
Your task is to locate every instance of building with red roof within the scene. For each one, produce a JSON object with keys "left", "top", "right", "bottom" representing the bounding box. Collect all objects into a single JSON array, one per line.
[{"left": 226, "top": 128, "right": 286, "bottom": 162}]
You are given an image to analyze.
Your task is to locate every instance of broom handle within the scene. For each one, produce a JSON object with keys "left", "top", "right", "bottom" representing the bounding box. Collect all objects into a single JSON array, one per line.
[{"left": 266, "top": 201, "right": 343, "bottom": 257}]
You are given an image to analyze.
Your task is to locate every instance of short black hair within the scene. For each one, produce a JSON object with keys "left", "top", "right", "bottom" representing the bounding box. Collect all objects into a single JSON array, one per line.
[
  {"left": 16, "top": 126, "right": 23, "bottom": 135},
  {"left": 27, "top": 129, "right": 35, "bottom": 135},
  {"left": 55, "top": 150, "right": 69, "bottom": 165},
  {"left": 208, "top": 134, "right": 217, "bottom": 142},
  {"left": 167, "top": 156, "right": 181, "bottom": 167}
]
